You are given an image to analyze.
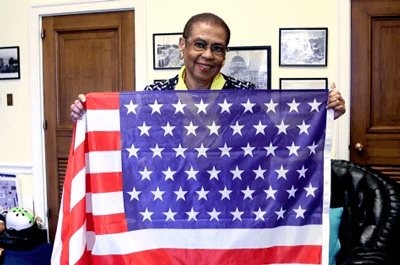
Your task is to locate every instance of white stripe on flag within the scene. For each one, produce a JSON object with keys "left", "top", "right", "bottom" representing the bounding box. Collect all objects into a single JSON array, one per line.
[
  {"left": 91, "top": 225, "right": 322, "bottom": 255},
  {"left": 86, "top": 109, "right": 120, "bottom": 132},
  {"left": 69, "top": 222, "right": 86, "bottom": 265},
  {"left": 91, "top": 191, "right": 124, "bottom": 215},
  {"left": 74, "top": 114, "right": 87, "bottom": 150},
  {"left": 87, "top": 231, "right": 96, "bottom": 251},
  {"left": 86, "top": 151, "right": 122, "bottom": 174},
  {"left": 51, "top": 193, "right": 64, "bottom": 265},
  {"left": 86, "top": 193, "right": 92, "bottom": 213},
  {"left": 70, "top": 167, "right": 86, "bottom": 211}
]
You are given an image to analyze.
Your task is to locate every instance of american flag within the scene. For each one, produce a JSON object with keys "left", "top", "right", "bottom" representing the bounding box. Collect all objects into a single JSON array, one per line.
[{"left": 51, "top": 89, "right": 333, "bottom": 265}]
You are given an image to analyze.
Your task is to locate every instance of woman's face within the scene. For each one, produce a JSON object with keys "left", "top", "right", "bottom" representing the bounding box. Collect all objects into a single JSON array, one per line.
[{"left": 179, "top": 22, "right": 227, "bottom": 87}]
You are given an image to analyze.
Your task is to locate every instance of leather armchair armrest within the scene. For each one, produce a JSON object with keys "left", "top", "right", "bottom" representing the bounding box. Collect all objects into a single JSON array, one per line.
[{"left": 340, "top": 247, "right": 388, "bottom": 265}]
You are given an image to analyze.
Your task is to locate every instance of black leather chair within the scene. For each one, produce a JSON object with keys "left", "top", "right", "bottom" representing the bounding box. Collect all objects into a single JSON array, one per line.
[{"left": 331, "top": 160, "right": 400, "bottom": 265}]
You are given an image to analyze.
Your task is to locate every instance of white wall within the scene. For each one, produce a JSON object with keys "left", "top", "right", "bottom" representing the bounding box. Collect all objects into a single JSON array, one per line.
[{"left": 0, "top": 0, "right": 350, "bottom": 223}]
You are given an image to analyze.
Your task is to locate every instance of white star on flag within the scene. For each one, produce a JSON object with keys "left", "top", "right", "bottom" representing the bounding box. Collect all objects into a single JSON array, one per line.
[
  {"left": 161, "top": 122, "right": 175, "bottom": 136},
  {"left": 150, "top": 144, "right": 164, "bottom": 158},
  {"left": 253, "top": 165, "right": 266, "bottom": 179},
  {"left": 207, "top": 166, "right": 221, "bottom": 180},
  {"left": 186, "top": 207, "right": 199, "bottom": 221},
  {"left": 242, "top": 142, "right": 255, "bottom": 157},
  {"left": 127, "top": 187, "right": 141, "bottom": 201},
  {"left": 218, "top": 99, "right": 232, "bottom": 113},
  {"left": 265, "top": 98, "right": 278, "bottom": 113},
  {"left": 173, "top": 143, "right": 187, "bottom": 158},
  {"left": 138, "top": 121, "right": 151, "bottom": 136},
  {"left": 276, "top": 120, "right": 289, "bottom": 135},
  {"left": 185, "top": 121, "right": 198, "bottom": 136},
  {"left": 219, "top": 186, "right": 233, "bottom": 200},
  {"left": 254, "top": 121, "right": 267, "bottom": 135},
  {"left": 207, "top": 121, "right": 220, "bottom": 136},
  {"left": 308, "top": 98, "right": 322, "bottom": 112},
  {"left": 264, "top": 142, "right": 278, "bottom": 157},
  {"left": 151, "top": 186, "right": 165, "bottom": 201},
  {"left": 241, "top": 186, "right": 255, "bottom": 200},
  {"left": 297, "top": 120, "right": 311, "bottom": 135},
  {"left": 149, "top": 100, "right": 163, "bottom": 114},
  {"left": 126, "top": 144, "right": 139, "bottom": 158},
  {"left": 196, "top": 186, "right": 210, "bottom": 200},
  {"left": 304, "top": 183, "right": 318, "bottom": 197},
  {"left": 286, "top": 142, "right": 300, "bottom": 156},
  {"left": 139, "top": 167, "right": 152, "bottom": 181},
  {"left": 287, "top": 98, "right": 300, "bottom": 113},
  {"left": 195, "top": 99, "right": 208, "bottom": 114},
  {"left": 186, "top": 166, "right": 199, "bottom": 181},
  {"left": 253, "top": 207, "right": 267, "bottom": 221},
  {"left": 174, "top": 186, "right": 188, "bottom": 201},
  {"left": 286, "top": 185, "right": 298, "bottom": 198},
  {"left": 264, "top": 186, "right": 277, "bottom": 200},
  {"left": 162, "top": 167, "right": 176, "bottom": 181},
  {"left": 297, "top": 165, "right": 308, "bottom": 179},
  {"left": 230, "top": 207, "right": 244, "bottom": 221},
  {"left": 207, "top": 208, "right": 221, "bottom": 221},
  {"left": 172, "top": 100, "right": 186, "bottom": 114},
  {"left": 219, "top": 143, "right": 232, "bottom": 157},
  {"left": 163, "top": 208, "right": 177, "bottom": 221},
  {"left": 230, "top": 121, "right": 244, "bottom": 136},
  {"left": 308, "top": 142, "right": 318, "bottom": 155},
  {"left": 140, "top": 208, "right": 153, "bottom": 221},
  {"left": 195, "top": 143, "right": 209, "bottom": 158},
  {"left": 242, "top": 99, "right": 256, "bottom": 113},
  {"left": 124, "top": 100, "right": 138, "bottom": 114},
  {"left": 293, "top": 205, "right": 307, "bottom": 219},
  {"left": 275, "top": 165, "right": 289, "bottom": 180},
  {"left": 275, "top": 207, "right": 286, "bottom": 220},
  {"left": 231, "top": 166, "right": 244, "bottom": 180}
]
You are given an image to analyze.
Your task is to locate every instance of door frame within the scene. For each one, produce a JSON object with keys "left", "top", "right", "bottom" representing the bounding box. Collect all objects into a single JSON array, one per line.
[{"left": 28, "top": 0, "right": 147, "bottom": 233}]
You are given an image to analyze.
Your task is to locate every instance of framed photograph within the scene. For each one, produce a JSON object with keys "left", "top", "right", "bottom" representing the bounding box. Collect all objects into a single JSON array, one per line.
[
  {"left": 280, "top": 78, "right": 328, "bottom": 90},
  {"left": 153, "top": 33, "right": 184, "bottom": 70},
  {"left": 221, "top": 46, "right": 271, "bottom": 89},
  {"left": 279, "top": 28, "right": 328, "bottom": 66},
  {"left": 0, "top": 46, "right": 20, "bottom": 80}
]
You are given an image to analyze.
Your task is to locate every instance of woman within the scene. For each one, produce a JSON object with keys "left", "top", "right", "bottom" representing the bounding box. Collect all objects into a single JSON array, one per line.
[{"left": 70, "top": 12, "right": 345, "bottom": 121}]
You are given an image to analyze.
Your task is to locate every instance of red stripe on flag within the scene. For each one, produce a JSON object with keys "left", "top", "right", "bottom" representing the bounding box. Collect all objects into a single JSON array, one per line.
[
  {"left": 92, "top": 213, "right": 128, "bottom": 235},
  {"left": 86, "top": 131, "right": 121, "bottom": 152},
  {"left": 87, "top": 172, "right": 123, "bottom": 193},
  {"left": 86, "top": 92, "right": 119, "bottom": 110},
  {"left": 86, "top": 213, "right": 94, "bottom": 232},
  {"left": 60, "top": 125, "right": 86, "bottom": 263},
  {"left": 90, "top": 245, "right": 322, "bottom": 264}
]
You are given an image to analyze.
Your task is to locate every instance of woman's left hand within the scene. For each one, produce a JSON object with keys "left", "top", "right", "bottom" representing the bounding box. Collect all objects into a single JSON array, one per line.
[{"left": 327, "top": 82, "right": 345, "bottom": 120}]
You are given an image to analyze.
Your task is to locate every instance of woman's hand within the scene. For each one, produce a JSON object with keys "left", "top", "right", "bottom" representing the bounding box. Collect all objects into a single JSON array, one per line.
[
  {"left": 327, "top": 82, "right": 345, "bottom": 120},
  {"left": 70, "top": 94, "right": 86, "bottom": 122}
]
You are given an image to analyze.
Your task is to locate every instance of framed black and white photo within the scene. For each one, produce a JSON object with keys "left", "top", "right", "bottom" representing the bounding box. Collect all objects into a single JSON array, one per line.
[
  {"left": 0, "top": 46, "right": 20, "bottom": 80},
  {"left": 153, "top": 33, "right": 184, "bottom": 70},
  {"left": 279, "top": 28, "right": 328, "bottom": 66},
  {"left": 221, "top": 46, "right": 271, "bottom": 89},
  {"left": 280, "top": 78, "right": 328, "bottom": 90}
]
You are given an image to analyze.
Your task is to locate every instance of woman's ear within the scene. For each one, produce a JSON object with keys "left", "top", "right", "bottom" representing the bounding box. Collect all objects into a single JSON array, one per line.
[{"left": 179, "top": 37, "right": 186, "bottom": 51}]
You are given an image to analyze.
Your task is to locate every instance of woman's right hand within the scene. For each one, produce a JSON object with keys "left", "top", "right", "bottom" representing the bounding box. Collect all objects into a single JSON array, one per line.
[{"left": 70, "top": 94, "right": 86, "bottom": 122}]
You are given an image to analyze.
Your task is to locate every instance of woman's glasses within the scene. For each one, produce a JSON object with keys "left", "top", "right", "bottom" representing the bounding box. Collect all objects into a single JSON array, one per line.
[{"left": 184, "top": 38, "right": 228, "bottom": 56}]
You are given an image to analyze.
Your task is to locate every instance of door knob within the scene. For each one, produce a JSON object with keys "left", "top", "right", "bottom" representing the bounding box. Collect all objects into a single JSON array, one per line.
[{"left": 355, "top": 143, "right": 364, "bottom": 154}]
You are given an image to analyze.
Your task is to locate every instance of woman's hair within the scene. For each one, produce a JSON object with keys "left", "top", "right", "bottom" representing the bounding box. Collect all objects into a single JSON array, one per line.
[{"left": 183, "top": 13, "right": 231, "bottom": 46}]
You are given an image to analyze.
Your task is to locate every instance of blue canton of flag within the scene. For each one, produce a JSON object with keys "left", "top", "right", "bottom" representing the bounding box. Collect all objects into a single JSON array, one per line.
[{"left": 119, "top": 89, "right": 328, "bottom": 231}]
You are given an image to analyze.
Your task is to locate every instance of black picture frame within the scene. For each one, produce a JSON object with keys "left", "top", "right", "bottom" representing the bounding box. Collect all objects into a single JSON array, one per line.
[
  {"left": 279, "top": 28, "right": 328, "bottom": 66},
  {"left": 0, "top": 46, "right": 20, "bottom": 80},
  {"left": 280, "top": 78, "right": 328, "bottom": 90},
  {"left": 221, "top": 46, "right": 271, "bottom": 89},
  {"left": 153, "top": 33, "right": 184, "bottom": 70}
]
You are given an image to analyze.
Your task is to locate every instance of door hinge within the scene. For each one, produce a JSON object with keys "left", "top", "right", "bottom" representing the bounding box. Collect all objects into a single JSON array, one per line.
[
  {"left": 43, "top": 119, "right": 47, "bottom": 130},
  {"left": 41, "top": 29, "right": 45, "bottom": 39},
  {"left": 47, "top": 209, "right": 50, "bottom": 219}
]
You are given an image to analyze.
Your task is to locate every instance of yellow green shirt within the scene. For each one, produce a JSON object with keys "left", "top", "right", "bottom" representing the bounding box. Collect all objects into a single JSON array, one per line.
[{"left": 175, "top": 66, "right": 226, "bottom": 91}]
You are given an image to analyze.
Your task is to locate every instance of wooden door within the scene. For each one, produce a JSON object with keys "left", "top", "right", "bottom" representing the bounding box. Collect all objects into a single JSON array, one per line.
[
  {"left": 351, "top": 0, "right": 400, "bottom": 181},
  {"left": 42, "top": 11, "right": 135, "bottom": 241}
]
